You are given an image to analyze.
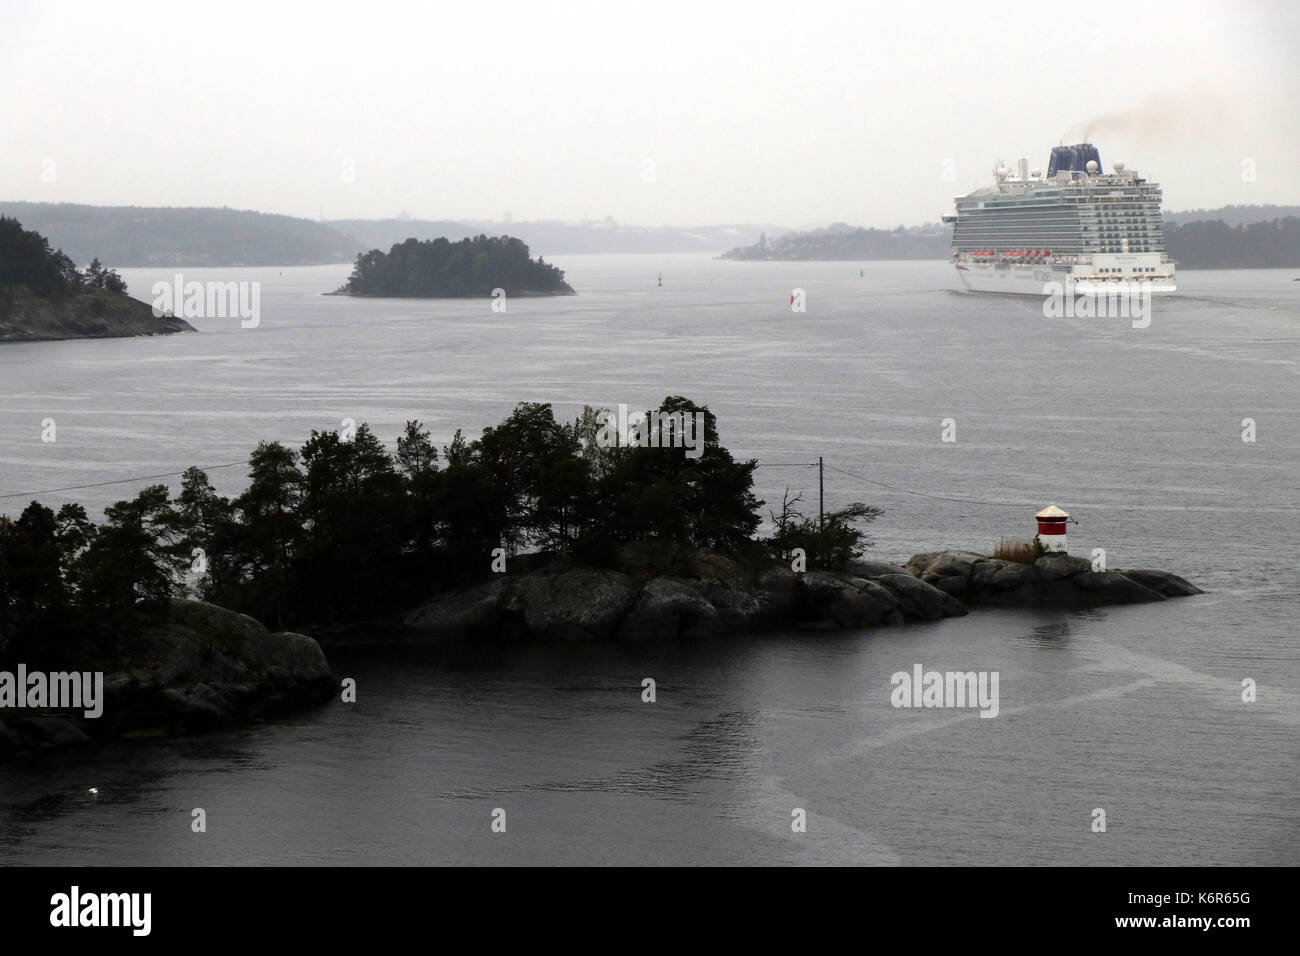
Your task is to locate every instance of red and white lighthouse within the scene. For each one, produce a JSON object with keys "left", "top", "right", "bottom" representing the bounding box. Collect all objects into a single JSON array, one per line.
[{"left": 1035, "top": 504, "right": 1070, "bottom": 553}]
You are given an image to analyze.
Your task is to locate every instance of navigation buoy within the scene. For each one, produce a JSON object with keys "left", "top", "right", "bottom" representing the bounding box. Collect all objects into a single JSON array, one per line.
[
  {"left": 1035, "top": 504, "right": 1069, "bottom": 554},
  {"left": 657, "top": 272, "right": 662, "bottom": 287}
]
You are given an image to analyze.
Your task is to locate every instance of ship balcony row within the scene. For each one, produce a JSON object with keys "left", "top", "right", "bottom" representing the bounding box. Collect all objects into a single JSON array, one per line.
[{"left": 951, "top": 250, "right": 1166, "bottom": 264}]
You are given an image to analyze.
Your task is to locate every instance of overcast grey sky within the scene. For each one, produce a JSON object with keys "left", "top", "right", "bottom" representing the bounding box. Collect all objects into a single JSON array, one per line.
[{"left": 2, "top": 0, "right": 1297, "bottom": 227}]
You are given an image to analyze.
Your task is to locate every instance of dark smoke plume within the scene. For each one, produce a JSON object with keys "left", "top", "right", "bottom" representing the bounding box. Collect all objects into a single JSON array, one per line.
[{"left": 1067, "top": 90, "right": 1235, "bottom": 144}]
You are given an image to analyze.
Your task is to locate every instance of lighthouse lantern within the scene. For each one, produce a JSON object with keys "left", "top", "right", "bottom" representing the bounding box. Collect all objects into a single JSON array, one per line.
[{"left": 1035, "top": 504, "right": 1069, "bottom": 554}]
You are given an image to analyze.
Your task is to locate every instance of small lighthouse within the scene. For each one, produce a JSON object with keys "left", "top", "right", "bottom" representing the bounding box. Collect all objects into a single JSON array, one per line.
[{"left": 1035, "top": 504, "right": 1070, "bottom": 553}]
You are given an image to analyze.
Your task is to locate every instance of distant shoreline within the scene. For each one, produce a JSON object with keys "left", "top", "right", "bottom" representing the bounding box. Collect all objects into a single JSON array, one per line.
[
  {"left": 323, "top": 288, "right": 577, "bottom": 298},
  {"left": 0, "top": 288, "right": 194, "bottom": 344},
  {"left": 720, "top": 257, "right": 1299, "bottom": 271}
]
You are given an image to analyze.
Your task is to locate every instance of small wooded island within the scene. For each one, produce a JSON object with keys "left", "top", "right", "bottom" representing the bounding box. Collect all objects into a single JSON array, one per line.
[
  {"left": 334, "top": 234, "right": 574, "bottom": 297},
  {"left": 0, "top": 216, "right": 193, "bottom": 342}
]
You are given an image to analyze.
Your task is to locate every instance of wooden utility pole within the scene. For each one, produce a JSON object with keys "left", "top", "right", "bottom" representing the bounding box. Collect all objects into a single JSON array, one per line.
[{"left": 818, "top": 456, "right": 824, "bottom": 532}]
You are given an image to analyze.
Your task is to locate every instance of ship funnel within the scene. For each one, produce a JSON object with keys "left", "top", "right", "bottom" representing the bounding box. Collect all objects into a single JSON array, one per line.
[
  {"left": 1047, "top": 143, "right": 1103, "bottom": 178},
  {"left": 1018, "top": 158, "right": 1029, "bottom": 182}
]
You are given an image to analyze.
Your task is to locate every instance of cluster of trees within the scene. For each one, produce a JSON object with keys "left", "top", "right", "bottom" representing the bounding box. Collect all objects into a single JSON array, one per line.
[
  {"left": 0, "top": 495, "right": 171, "bottom": 668},
  {"left": 84, "top": 258, "right": 128, "bottom": 293},
  {"left": 0, "top": 216, "right": 126, "bottom": 297},
  {"left": 1163, "top": 204, "right": 1300, "bottom": 228},
  {"left": 1164, "top": 217, "right": 1300, "bottom": 269},
  {"left": 339, "top": 235, "right": 574, "bottom": 297},
  {"left": 0, "top": 399, "right": 881, "bottom": 665},
  {"left": 767, "top": 489, "right": 883, "bottom": 571}
]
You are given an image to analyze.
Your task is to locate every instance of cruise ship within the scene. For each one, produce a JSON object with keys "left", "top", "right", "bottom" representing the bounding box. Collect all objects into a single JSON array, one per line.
[{"left": 943, "top": 143, "right": 1176, "bottom": 295}]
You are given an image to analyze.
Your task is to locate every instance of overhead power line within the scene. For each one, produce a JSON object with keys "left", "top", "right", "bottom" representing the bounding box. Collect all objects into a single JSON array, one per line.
[
  {"left": 0, "top": 459, "right": 250, "bottom": 502},
  {"left": 824, "top": 464, "right": 1031, "bottom": 508}
]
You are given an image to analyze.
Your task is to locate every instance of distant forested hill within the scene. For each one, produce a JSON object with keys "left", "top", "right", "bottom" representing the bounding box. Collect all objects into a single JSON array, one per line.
[
  {"left": 1165, "top": 217, "right": 1300, "bottom": 269},
  {"left": 0, "top": 202, "right": 359, "bottom": 266},
  {"left": 722, "top": 223, "right": 950, "bottom": 260},
  {"left": 5, "top": 199, "right": 1297, "bottom": 269},
  {"left": 722, "top": 206, "right": 1300, "bottom": 268},
  {"left": 1163, "top": 205, "right": 1300, "bottom": 227},
  {"left": 0, "top": 203, "right": 768, "bottom": 264},
  {"left": 329, "top": 217, "right": 766, "bottom": 255},
  {"left": 337, "top": 235, "right": 574, "bottom": 297},
  {"left": 326, "top": 218, "right": 476, "bottom": 253}
]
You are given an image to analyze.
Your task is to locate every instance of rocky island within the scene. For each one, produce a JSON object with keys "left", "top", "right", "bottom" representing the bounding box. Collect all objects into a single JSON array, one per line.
[
  {"left": 333, "top": 233, "right": 574, "bottom": 297},
  {"left": 1, "top": 399, "right": 1200, "bottom": 757},
  {"left": 0, "top": 216, "right": 193, "bottom": 342}
]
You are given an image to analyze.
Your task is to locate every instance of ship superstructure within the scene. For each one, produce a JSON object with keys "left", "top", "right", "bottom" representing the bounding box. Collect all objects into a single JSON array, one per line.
[{"left": 943, "top": 144, "right": 1176, "bottom": 294}]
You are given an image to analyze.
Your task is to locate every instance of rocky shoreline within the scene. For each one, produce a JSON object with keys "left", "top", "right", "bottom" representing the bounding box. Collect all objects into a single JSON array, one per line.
[
  {"left": 392, "top": 546, "right": 1201, "bottom": 643},
  {"left": 0, "top": 599, "right": 335, "bottom": 760},
  {"left": 2, "top": 548, "right": 1199, "bottom": 759},
  {"left": 0, "top": 286, "right": 194, "bottom": 342},
  {"left": 323, "top": 288, "right": 577, "bottom": 298}
]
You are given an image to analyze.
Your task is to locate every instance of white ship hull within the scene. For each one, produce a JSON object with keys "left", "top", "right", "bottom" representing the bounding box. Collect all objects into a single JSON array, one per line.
[{"left": 954, "top": 260, "right": 1176, "bottom": 296}]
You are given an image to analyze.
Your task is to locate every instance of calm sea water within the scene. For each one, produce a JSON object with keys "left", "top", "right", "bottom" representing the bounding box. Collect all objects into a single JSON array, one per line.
[{"left": 1, "top": 256, "right": 1297, "bottom": 865}]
